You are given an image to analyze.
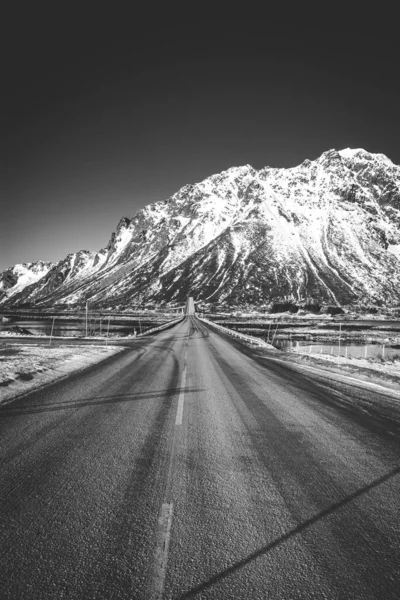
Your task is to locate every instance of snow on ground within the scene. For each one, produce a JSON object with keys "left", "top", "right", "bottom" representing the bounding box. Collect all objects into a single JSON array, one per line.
[
  {"left": 277, "top": 347, "right": 400, "bottom": 395},
  {"left": 0, "top": 343, "right": 124, "bottom": 404},
  {"left": 292, "top": 346, "right": 400, "bottom": 376}
]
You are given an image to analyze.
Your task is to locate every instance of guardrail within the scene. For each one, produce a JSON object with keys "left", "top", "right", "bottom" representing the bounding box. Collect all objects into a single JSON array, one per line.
[
  {"left": 137, "top": 315, "right": 185, "bottom": 337},
  {"left": 196, "top": 316, "right": 275, "bottom": 349}
]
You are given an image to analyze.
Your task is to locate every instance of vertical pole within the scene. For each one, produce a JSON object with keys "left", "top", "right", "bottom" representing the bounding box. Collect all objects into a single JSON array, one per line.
[
  {"left": 106, "top": 316, "right": 111, "bottom": 347},
  {"left": 345, "top": 345, "right": 348, "bottom": 359},
  {"left": 338, "top": 322, "right": 341, "bottom": 366},
  {"left": 271, "top": 323, "right": 279, "bottom": 345},
  {"left": 266, "top": 322, "right": 271, "bottom": 344},
  {"left": 86, "top": 301, "right": 88, "bottom": 337},
  {"left": 49, "top": 316, "right": 56, "bottom": 347},
  {"left": 139, "top": 314, "right": 142, "bottom": 335},
  {"left": 382, "top": 344, "right": 385, "bottom": 359}
]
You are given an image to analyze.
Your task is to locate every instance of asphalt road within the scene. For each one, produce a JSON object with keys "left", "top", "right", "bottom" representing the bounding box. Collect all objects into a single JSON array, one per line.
[{"left": 1, "top": 317, "right": 399, "bottom": 599}]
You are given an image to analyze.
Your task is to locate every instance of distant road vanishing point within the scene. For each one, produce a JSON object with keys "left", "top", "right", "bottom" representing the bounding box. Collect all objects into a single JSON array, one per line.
[
  {"left": 185, "top": 296, "right": 195, "bottom": 316},
  {"left": 0, "top": 314, "right": 399, "bottom": 598}
]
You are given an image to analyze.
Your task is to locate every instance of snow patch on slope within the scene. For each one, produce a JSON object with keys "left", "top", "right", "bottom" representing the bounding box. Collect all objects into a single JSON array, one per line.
[{"left": 0, "top": 262, "right": 54, "bottom": 302}]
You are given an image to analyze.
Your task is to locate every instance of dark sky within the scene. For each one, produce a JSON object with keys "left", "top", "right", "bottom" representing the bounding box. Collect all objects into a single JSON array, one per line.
[{"left": 3, "top": 11, "right": 400, "bottom": 271}]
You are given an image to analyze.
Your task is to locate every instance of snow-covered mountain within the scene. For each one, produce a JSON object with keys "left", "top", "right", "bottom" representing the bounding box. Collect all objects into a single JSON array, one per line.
[
  {"left": 2, "top": 148, "right": 400, "bottom": 310},
  {"left": 0, "top": 262, "right": 55, "bottom": 304}
]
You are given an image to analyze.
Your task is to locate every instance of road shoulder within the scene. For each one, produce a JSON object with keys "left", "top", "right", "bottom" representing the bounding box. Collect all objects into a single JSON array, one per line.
[{"left": 0, "top": 343, "right": 125, "bottom": 405}]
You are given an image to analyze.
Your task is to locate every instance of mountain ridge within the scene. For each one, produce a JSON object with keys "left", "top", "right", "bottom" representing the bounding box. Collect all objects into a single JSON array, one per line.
[{"left": 2, "top": 148, "right": 400, "bottom": 310}]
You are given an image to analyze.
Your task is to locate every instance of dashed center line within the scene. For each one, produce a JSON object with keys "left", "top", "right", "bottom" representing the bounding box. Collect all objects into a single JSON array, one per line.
[
  {"left": 175, "top": 340, "right": 189, "bottom": 426},
  {"left": 150, "top": 334, "right": 189, "bottom": 597},
  {"left": 150, "top": 503, "right": 174, "bottom": 599},
  {"left": 175, "top": 366, "right": 187, "bottom": 425}
]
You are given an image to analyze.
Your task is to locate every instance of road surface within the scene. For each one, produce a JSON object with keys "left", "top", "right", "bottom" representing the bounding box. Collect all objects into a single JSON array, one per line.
[{"left": 1, "top": 317, "right": 399, "bottom": 599}]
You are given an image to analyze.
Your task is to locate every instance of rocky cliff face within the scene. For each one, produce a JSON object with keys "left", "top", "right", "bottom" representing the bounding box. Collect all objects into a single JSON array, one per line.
[{"left": 2, "top": 148, "right": 400, "bottom": 309}]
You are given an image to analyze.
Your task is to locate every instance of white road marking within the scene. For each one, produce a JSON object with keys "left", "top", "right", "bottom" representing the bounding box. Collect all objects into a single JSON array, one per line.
[
  {"left": 151, "top": 333, "right": 188, "bottom": 595},
  {"left": 176, "top": 365, "right": 187, "bottom": 425},
  {"left": 175, "top": 341, "right": 189, "bottom": 425},
  {"left": 151, "top": 503, "right": 173, "bottom": 599}
]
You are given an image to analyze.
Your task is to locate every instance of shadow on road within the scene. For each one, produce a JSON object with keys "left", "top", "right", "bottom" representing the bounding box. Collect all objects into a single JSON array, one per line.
[
  {"left": 176, "top": 464, "right": 400, "bottom": 599},
  {"left": 0, "top": 387, "right": 205, "bottom": 417}
]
